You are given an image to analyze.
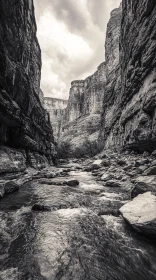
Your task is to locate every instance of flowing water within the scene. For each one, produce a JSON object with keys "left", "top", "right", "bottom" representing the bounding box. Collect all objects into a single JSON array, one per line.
[{"left": 0, "top": 168, "right": 156, "bottom": 280}]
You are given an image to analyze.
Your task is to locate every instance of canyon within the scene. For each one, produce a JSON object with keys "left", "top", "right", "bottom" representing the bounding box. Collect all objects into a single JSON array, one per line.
[
  {"left": 46, "top": 0, "right": 156, "bottom": 157},
  {"left": 0, "top": 0, "right": 156, "bottom": 279}
]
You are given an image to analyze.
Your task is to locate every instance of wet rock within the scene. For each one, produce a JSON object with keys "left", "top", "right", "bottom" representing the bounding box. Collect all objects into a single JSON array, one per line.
[
  {"left": 44, "top": 173, "right": 56, "bottom": 179},
  {"left": 143, "top": 166, "right": 156, "bottom": 176},
  {"left": 32, "top": 204, "right": 51, "bottom": 212},
  {"left": 123, "top": 165, "right": 132, "bottom": 172},
  {"left": 101, "top": 159, "right": 110, "bottom": 167},
  {"left": 100, "top": 173, "right": 114, "bottom": 182},
  {"left": 91, "top": 160, "right": 103, "bottom": 170},
  {"left": 64, "top": 179, "right": 79, "bottom": 187},
  {"left": 4, "top": 181, "right": 19, "bottom": 194},
  {"left": 134, "top": 159, "right": 150, "bottom": 167},
  {"left": 105, "top": 180, "right": 122, "bottom": 188},
  {"left": 151, "top": 160, "right": 156, "bottom": 166},
  {"left": 117, "top": 159, "right": 127, "bottom": 166},
  {"left": 120, "top": 192, "right": 156, "bottom": 237},
  {"left": 137, "top": 165, "right": 149, "bottom": 173},
  {"left": 131, "top": 176, "right": 156, "bottom": 198}
]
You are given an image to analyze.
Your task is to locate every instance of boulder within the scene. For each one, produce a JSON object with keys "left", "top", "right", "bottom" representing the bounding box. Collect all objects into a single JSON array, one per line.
[
  {"left": 101, "top": 173, "right": 114, "bottom": 182},
  {"left": 131, "top": 176, "right": 156, "bottom": 198},
  {"left": 44, "top": 173, "right": 56, "bottom": 179},
  {"left": 151, "top": 150, "right": 156, "bottom": 157},
  {"left": 117, "top": 159, "right": 127, "bottom": 166},
  {"left": 120, "top": 192, "right": 156, "bottom": 237},
  {"left": 143, "top": 166, "right": 156, "bottom": 176},
  {"left": 4, "top": 181, "right": 19, "bottom": 194},
  {"left": 134, "top": 159, "right": 149, "bottom": 167},
  {"left": 105, "top": 180, "right": 122, "bottom": 188},
  {"left": 64, "top": 179, "right": 79, "bottom": 187},
  {"left": 91, "top": 160, "right": 103, "bottom": 170},
  {"left": 32, "top": 204, "right": 51, "bottom": 212},
  {"left": 101, "top": 160, "right": 110, "bottom": 167}
]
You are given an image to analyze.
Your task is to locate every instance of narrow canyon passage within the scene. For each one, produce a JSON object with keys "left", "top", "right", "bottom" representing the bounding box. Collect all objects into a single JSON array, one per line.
[{"left": 0, "top": 162, "right": 156, "bottom": 280}]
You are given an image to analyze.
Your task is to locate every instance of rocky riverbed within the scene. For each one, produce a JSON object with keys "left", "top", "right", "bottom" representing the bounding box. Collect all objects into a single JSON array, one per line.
[{"left": 0, "top": 151, "right": 156, "bottom": 279}]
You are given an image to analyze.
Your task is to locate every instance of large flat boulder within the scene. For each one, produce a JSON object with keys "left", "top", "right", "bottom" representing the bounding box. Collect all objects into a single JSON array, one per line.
[{"left": 120, "top": 192, "right": 156, "bottom": 237}]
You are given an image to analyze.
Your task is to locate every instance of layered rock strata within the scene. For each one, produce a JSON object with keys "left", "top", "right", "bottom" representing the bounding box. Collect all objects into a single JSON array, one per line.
[
  {"left": 100, "top": 1, "right": 156, "bottom": 153},
  {"left": 44, "top": 98, "right": 68, "bottom": 141},
  {"left": 0, "top": 0, "right": 56, "bottom": 169},
  {"left": 59, "top": 62, "right": 106, "bottom": 157}
]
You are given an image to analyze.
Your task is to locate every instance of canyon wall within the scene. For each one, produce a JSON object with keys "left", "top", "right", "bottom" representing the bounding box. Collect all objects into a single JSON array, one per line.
[
  {"left": 0, "top": 0, "right": 56, "bottom": 169},
  {"left": 44, "top": 98, "right": 68, "bottom": 141},
  {"left": 59, "top": 62, "right": 106, "bottom": 157},
  {"left": 100, "top": 0, "right": 156, "bottom": 153}
]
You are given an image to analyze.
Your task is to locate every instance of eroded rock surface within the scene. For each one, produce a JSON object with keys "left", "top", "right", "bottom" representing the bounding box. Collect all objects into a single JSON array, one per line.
[
  {"left": 99, "top": 1, "right": 156, "bottom": 153},
  {"left": 120, "top": 192, "right": 156, "bottom": 237},
  {"left": 0, "top": 0, "right": 56, "bottom": 166},
  {"left": 59, "top": 62, "right": 106, "bottom": 157}
]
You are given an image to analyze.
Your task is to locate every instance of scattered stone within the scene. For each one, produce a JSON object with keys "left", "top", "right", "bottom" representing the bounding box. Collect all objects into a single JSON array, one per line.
[
  {"left": 143, "top": 166, "right": 156, "bottom": 176},
  {"left": 105, "top": 180, "right": 122, "bottom": 188},
  {"left": 32, "top": 204, "right": 51, "bottom": 212},
  {"left": 44, "top": 173, "right": 56, "bottom": 179},
  {"left": 64, "top": 179, "right": 79, "bottom": 187},
  {"left": 100, "top": 173, "right": 114, "bottom": 182},
  {"left": 151, "top": 150, "right": 156, "bottom": 157},
  {"left": 134, "top": 159, "right": 149, "bottom": 167},
  {"left": 91, "top": 159, "right": 103, "bottom": 170},
  {"left": 4, "top": 181, "right": 19, "bottom": 194},
  {"left": 151, "top": 160, "right": 156, "bottom": 166},
  {"left": 143, "top": 151, "right": 150, "bottom": 157},
  {"left": 117, "top": 159, "right": 127, "bottom": 166},
  {"left": 120, "top": 192, "right": 156, "bottom": 237},
  {"left": 101, "top": 160, "right": 110, "bottom": 167}
]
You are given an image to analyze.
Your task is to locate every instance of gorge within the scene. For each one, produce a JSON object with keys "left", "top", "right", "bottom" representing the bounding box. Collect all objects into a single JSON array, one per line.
[{"left": 0, "top": 0, "right": 156, "bottom": 279}]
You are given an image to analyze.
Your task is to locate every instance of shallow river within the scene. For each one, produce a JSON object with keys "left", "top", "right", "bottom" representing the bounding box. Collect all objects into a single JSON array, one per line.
[{"left": 0, "top": 169, "right": 156, "bottom": 280}]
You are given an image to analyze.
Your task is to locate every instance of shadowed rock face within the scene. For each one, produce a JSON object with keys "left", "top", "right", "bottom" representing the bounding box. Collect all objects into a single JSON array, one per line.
[
  {"left": 100, "top": 1, "right": 156, "bottom": 153},
  {"left": 0, "top": 0, "right": 56, "bottom": 164},
  {"left": 59, "top": 62, "right": 106, "bottom": 157}
]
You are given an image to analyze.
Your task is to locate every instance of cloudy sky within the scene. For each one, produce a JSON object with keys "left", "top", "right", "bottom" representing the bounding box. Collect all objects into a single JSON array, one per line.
[{"left": 34, "top": 0, "right": 121, "bottom": 100}]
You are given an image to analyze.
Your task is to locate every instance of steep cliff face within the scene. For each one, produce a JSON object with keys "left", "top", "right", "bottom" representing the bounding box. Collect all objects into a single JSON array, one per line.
[
  {"left": 100, "top": 1, "right": 156, "bottom": 153},
  {"left": 44, "top": 98, "right": 68, "bottom": 141},
  {"left": 0, "top": 0, "right": 56, "bottom": 168},
  {"left": 59, "top": 62, "right": 106, "bottom": 157},
  {"left": 99, "top": 5, "right": 122, "bottom": 149},
  {"left": 119, "top": 0, "right": 156, "bottom": 152}
]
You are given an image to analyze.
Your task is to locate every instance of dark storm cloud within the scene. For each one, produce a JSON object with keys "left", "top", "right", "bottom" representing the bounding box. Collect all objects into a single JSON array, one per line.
[{"left": 34, "top": 0, "right": 121, "bottom": 99}]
